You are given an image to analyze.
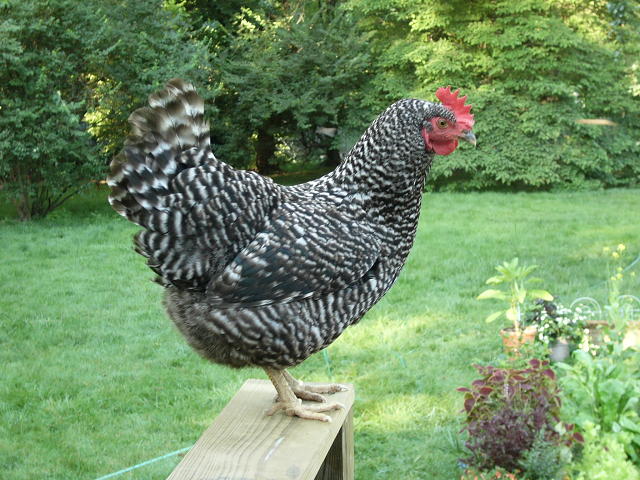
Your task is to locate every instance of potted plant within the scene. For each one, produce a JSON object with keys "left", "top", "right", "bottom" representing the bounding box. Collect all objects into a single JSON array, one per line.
[
  {"left": 478, "top": 258, "right": 553, "bottom": 354},
  {"left": 528, "top": 300, "right": 588, "bottom": 362}
]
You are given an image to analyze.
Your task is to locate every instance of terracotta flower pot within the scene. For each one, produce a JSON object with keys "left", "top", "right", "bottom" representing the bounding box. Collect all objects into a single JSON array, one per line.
[{"left": 500, "top": 325, "right": 537, "bottom": 354}]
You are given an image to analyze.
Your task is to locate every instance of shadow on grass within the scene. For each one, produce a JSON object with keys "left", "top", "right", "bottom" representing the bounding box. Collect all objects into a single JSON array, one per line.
[{"left": 0, "top": 184, "right": 112, "bottom": 222}]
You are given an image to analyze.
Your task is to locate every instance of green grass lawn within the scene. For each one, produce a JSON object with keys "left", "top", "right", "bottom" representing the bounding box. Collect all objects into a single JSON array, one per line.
[{"left": 1, "top": 187, "right": 639, "bottom": 479}]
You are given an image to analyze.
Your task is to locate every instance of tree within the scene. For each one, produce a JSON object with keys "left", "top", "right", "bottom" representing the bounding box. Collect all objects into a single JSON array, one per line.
[
  {"left": 82, "top": 0, "right": 213, "bottom": 160},
  {"left": 0, "top": 3, "right": 100, "bottom": 220},
  {"left": 208, "top": 2, "right": 373, "bottom": 174},
  {"left": 0, "top": 0, "right": 211, "bottom": 220},
  {"left": 348, "top": 0, "right": 640, "bottom": 190}
]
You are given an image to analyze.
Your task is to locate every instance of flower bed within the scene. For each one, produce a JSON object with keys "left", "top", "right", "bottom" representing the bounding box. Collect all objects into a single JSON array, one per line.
[{"left": 462, "top": 244, "right": 640, "bottom": 478}]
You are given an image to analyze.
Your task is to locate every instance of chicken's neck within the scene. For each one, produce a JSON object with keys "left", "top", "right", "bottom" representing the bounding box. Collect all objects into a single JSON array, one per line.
[
  {"left": 323, "top": 135, "right": 433, "bottom": 269},
  {"left": 331, "top": 135, "right": 432, "bottom": 230}
]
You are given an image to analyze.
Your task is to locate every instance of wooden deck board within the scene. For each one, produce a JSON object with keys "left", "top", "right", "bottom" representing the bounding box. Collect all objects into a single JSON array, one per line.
[{"left": 167, "top": 379, "right": 355, "bottom": 480}]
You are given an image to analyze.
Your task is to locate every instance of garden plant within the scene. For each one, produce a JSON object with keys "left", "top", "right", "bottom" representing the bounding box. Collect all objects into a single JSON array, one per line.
[
  {"left": 477, "top": 258, "right": 553, "bottom": 352},
  {"left": 460, "top": 240, "right": 640, "bottom": 478},
  {"left": 458, "top": 359, "right": 579, "bottom": 475}
]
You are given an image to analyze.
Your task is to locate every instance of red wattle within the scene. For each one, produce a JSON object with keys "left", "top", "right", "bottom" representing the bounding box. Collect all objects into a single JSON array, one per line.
[
  {"left": 421, "top": 128, "right": 458, "bottom": 156},
  {"left": 431, "top": 139, "right": 458, "bottom": 155}
]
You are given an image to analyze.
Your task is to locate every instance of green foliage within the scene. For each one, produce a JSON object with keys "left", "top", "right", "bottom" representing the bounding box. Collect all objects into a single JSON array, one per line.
[
  {"left": 209, "top": 2, "right": 372, "bottom": 173},
  {"left": 81, "top": 0, "right": 213, "bottom": 159},
  {"left": 478, "top": 258, "right": 553, "bottom": 333},
  {"left": 0, "top": 0, "right": 211, "bottom": 219},
  {"left": 4, "top": 0, "right": 640, "bottom": 218},
  {"left": 571, "top": 423, "right": 640, "bottom": 479},
  {"left": 0, "top": 1, "right": 100, "bottom": 220},
  {"left": 348, "top": 0, "right": 640, "bottom": 190},
  {"left": 519, "top": 431, "right": 570, "bottom": 480},
  {"left": 3, "top": 0, "right": 640, "bottom": 216},
  {"left": 557, "top": 347, "right": 640, "bottom": 463}
]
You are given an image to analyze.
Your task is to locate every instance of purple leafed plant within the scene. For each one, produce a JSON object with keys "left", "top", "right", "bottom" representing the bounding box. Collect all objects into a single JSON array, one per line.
[{"left": 458, "top": 359, "right": 582, "bottom": 471}]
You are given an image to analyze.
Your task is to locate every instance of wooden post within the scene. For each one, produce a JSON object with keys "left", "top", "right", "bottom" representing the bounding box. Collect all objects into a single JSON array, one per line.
[{"left": 166, "top": 379, "right": 355, "bottom": 480}]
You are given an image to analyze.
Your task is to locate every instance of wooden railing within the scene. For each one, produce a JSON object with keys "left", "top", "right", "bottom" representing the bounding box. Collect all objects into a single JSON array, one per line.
[{"left": 167, "top": 379, "right": 355, "bottom": 480}]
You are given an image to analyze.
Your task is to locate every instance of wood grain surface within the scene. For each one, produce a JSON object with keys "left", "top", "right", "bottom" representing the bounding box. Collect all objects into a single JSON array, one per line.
[{"left": 166, "top": 379, "right": 355, "bottom": 480}]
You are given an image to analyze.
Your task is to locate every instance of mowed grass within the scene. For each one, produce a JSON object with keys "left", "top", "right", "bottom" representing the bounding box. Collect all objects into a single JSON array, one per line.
[{"left": 1, "top": 187, "right": 639, "bottom": 479}]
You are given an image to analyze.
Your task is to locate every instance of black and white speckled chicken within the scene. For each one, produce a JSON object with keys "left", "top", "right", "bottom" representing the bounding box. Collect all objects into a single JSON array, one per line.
[{"left": 107, "top": 79, "right": 475, "bottom": 421}]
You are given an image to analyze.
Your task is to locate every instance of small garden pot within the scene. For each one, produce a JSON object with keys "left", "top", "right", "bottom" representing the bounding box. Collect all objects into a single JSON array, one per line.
[
  {"left": 500, "top": 325, "right": 537, "bottom": 354},
  {"left": 550, "top": 338, "right": 571, "bottom": 362}
]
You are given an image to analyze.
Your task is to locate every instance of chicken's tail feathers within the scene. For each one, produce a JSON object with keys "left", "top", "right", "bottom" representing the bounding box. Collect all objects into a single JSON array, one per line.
[
  {"left": 107, "top": 79, "right": 277, "bottom": 291},
  {"left": 107, "top": 78, "right": 213, "bottom": 224}
]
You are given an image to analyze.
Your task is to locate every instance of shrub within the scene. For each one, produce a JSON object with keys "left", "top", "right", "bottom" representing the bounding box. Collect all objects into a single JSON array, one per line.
[
  {"left": 458, "top": 359, "right": 580, "bottom": 471},
  {"left": 210, "top": 4, "right": 372, "bottom": 174},
  {"left": 0, "top": 0, "right": 211, "bottom": 219},
  {"left": 349, "top": 0, "right": 640, "bottom": 190}
]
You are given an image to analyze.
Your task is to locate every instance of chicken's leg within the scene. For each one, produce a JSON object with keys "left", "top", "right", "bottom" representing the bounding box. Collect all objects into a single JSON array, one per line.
[{"left": 264, "top": 368, "right": 344, "bottom": 422}]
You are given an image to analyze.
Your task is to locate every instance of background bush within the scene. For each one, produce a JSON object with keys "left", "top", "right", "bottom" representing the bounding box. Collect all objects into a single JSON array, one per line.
[
  {"left": 1, "top": 0, "right": 639, "bottom": 219},
  {"left": 347, "top": 0, "right": 640, "bottom": 190},
  {"left": 0, "top": 0, "right": 211, "bottom": 219}
]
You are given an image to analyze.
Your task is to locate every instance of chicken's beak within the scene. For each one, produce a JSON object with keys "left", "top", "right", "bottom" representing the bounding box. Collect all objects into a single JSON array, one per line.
[{"left": 459, "top": 130, "right": 476, "bottom": 147}]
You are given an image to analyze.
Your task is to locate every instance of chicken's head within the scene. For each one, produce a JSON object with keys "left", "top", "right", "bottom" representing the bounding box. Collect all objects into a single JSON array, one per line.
[{"left": 421, "top": 86, "right": 475, "bottom": 156}]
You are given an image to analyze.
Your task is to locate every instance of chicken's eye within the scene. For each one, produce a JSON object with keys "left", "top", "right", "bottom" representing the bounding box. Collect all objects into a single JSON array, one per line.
[{"left": 437, "top": 119, "right": 448, "bottom": 129}]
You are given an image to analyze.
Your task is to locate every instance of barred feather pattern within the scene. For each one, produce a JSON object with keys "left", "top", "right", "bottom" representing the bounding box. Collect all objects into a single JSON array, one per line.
[
  {"left": 108, "top": 80, "right": 450, "bottom": 369},
  {"left": 108, "top": 79, "right": 280, "bottom": 290}
]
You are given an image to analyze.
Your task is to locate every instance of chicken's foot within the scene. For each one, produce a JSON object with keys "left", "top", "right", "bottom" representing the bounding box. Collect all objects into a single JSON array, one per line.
[
  {"left": 264, "top": 368, "right": 344, "bottom": 422},
  {"left": 282, "top": 369, "right": 347, "bottom": 403}
]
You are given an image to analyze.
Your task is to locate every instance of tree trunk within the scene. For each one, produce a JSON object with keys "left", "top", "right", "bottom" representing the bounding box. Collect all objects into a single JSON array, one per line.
[
  {"left": 324, "top": 147, "right": 342, "bottom": 168},
  {"left": 14, "top": 186, "right": 32, "bottom": 221},
  {"left": 255, "top": 128, "right": 279, "bottom": 175}
]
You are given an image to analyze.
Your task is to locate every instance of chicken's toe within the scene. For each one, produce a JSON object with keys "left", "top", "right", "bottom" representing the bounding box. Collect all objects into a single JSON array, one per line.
[
  {"left": 298, "top": 382, "right": 348, "bottom": 394},
  {"left": 266, "top": 399, "right": 344, "bottom": 422},
  {"left": 283, "top": 370, "right": 347, "bottom": 403}
]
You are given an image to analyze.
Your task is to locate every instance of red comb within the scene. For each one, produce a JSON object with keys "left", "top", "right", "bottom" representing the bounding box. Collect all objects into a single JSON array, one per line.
[{"left": 435, "top": 86, "right": 474, "bottom": 130}]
